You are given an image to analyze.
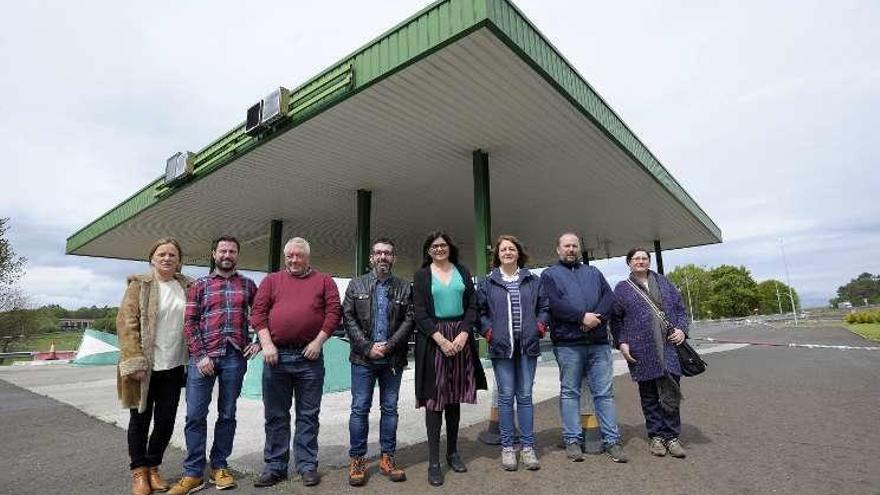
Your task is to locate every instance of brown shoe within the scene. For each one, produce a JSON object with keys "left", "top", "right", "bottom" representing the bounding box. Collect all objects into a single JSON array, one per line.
[
  {"left": 131, "top": 467, "right": 151, "bottom": 495},
  {"left": 209, "top": 468, "right": 237, "bottom": 490},
  {"left": 349, "top": 456, "right": 367, "bottom": 486},
  {"left": 379, "top": 453, "right": 406, "bottom": 482},
  {"left": 149, "top": 466, "right": 170, "bottom": 492},
  {"left": 167, "top": 476, "right": 205, "bottom": 495}
]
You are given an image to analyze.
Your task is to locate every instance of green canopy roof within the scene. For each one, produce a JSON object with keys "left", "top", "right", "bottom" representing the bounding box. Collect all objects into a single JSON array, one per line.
[{"left": 67, "top": 0, "right": 720, "bottom": 276}]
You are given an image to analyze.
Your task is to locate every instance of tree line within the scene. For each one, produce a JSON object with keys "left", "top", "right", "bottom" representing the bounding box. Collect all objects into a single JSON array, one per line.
[
  {"left": 0, "top": 305, "right": 119, "bottom": 351},
  {"left": 829, "top": 273, "right": 880, "bottom": 307},
  {"left": 666, "top": 264, "right": 799, "bottom": 320}
]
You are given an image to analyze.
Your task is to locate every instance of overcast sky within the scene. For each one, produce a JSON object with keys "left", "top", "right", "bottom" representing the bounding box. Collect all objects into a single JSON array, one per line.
[{"left": 2, "top": 0, "right": 878, "bottom": 309}]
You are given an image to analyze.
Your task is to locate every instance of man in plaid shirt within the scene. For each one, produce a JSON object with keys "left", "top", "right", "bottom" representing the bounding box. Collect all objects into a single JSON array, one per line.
[{"left": 168, "top": 235, "right": 259, "bottom": 494}]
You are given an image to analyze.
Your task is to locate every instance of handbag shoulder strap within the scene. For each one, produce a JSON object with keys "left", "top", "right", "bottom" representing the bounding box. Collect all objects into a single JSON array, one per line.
[{"left": 626, "top": 279, "right": 673, "bottom": 331}]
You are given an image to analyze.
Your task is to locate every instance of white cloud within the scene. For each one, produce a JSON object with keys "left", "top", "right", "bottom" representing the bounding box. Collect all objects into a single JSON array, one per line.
[{"left": 21, "top": 265, "right": 125, "bottom": 309}]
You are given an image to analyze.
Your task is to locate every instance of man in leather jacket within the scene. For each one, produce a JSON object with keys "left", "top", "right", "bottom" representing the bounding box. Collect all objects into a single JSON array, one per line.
[{"left": 342, "top": 238, "right": 414, "bottom": 486}]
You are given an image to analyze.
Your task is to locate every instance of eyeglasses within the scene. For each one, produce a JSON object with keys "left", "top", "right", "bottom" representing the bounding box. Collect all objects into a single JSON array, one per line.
[
  {"left": 371, "top": 250, "right": 394, "bottom": 257},
  {"left": 430, "top": 243, "right": 448, "bottom": 251}
]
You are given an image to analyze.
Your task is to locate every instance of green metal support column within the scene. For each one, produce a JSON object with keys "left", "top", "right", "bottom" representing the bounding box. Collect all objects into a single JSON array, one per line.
[
  {"left": 355, "top": 189, "right": 371, "bottom": 275},
  {"left": 654, "top": 240, "right": 664, "bottom": 275},
  {"left": 580, "top": 237, "right": 590, "bottom": 265},
  {"left": 268, "top": 219, "right": 283, "bottom": 272},
  {"left": 473, "top": 150, "right": 492, "bottom": 277}
]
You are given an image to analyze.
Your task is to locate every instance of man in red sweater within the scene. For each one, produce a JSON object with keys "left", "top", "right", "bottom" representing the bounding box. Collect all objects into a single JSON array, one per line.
[{"left": 250, "top": 237, "right": 342, "bottom": 488}]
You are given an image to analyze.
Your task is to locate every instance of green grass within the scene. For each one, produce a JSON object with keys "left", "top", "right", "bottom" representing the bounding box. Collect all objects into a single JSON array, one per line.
[
  {"left": 6, "top": 331, "right": 84, "bottom": 352},
  {"left": 844, "top": 323, "right": 880, "bottom": 342}
]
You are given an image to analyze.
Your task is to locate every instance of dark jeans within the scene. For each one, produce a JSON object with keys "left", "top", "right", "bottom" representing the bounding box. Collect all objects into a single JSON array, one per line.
[
  {"left": 182, "top": 343, "right": 247, "bottom": 477},
  {"left": 128, "top": 366, "right": 185, "bottom": 469},
  {"left": 262, "top": 348, "right": 324, "bottom": 475},
  {"left": 348, "top": 362, "right": 403, "bottom": 457},
  {"left": 637, "top": 375, "right": 682, "bottom": 440}
]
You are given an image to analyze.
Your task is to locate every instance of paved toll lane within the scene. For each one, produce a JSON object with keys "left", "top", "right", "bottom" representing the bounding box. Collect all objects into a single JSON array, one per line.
[{"left": 1, "top": 324, "right": 878, "bottom": 494}]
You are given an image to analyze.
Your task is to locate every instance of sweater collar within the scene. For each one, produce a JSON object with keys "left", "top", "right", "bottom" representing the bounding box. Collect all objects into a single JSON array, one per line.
[{"left": 286, "top": 267, "right": 314, "bottom": 279}]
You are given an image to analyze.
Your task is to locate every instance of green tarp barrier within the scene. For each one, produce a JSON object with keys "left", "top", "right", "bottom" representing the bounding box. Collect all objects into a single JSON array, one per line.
[
  {"left": 241, "top": 337, "right": 352, "bottom": 399},
  {"left": 72, "top": 329, "right": 120, "bottom": 366}
]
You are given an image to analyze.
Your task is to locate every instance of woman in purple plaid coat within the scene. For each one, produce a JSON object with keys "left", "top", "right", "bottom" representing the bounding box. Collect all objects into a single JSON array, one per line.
[{"left": 610, "top": 247, "right": 690, "bottom": 459}]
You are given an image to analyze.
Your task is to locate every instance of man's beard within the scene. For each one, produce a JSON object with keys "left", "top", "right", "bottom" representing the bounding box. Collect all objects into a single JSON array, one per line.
[
  {"left": 217, "top": 259, "right": 236, "bottom": 270},
  {"left": 559, "top": 253, "right": 580, "bottom": 264},
  {"left": 373, "top": 262, "right": 391, "bottom": 276}
]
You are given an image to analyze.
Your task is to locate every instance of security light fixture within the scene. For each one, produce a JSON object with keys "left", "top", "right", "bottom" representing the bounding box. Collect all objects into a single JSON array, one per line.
[
  {"left": 164, "top": 151, "right": 194, "bottom": 186},
  {"left": 261, "top": 87, "right": 290, "bottom": 125},
  {"left": 244, "top": 87, "right": 290, "bottom": 136},
  {"left": 245, "top": 101, "right": 263, "bottom": 136}
]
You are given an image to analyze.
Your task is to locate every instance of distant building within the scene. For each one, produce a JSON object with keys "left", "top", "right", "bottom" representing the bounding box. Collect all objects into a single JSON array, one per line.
[{"left": 59, "top": 318, "right": 94, "bottom": 330}]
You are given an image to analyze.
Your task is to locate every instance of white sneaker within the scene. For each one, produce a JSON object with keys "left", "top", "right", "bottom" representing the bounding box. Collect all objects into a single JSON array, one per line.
[
  {"left": 501, "top": 447, "right": 518, "bottom": 471},
  {"left": 520, "top": 447, "right": 540, "bottom": 471}
]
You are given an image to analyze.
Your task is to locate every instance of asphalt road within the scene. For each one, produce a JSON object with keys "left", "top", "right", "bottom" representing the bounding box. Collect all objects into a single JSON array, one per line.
[{"left": 1, "top": 324, "right": 878, "bottom": 495}]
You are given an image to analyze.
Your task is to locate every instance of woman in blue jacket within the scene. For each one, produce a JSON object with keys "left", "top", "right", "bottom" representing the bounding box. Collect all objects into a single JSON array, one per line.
[{"left": 477, "top": 235, "right": 550, "bottom": 471}]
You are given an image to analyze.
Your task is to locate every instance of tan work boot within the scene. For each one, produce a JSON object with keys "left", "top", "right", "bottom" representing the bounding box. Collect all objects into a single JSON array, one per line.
[
  {"left": 149, "top": 466, "right": 170, "bottom": 492},
  {"left": 167, "top": 476, "right": 205, "bottom": 495},
  {"left": 349, "top": 456, "right": 367, "bottom": 486},
  {"left": 209, "top": 468, "right": 237, "bottom": 490},
  {"left": 379, "top": 453, "right": 406, "bottom": 482},
  {"left": 131, "top": 467, "right": 151, "bottom": 495}
]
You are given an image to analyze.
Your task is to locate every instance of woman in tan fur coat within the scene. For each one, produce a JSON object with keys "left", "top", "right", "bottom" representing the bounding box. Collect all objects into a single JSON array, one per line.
[{"left": 117, "top": 238, "right": 191, "bottom": 495}]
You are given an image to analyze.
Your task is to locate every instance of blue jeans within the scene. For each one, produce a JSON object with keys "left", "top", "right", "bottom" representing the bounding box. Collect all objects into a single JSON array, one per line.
[
  {"left": 492, "top": 351, "right": 538, "bottom": 448},
  {"left": 262, "top": 348, "right": 325, "bottom": 475},
  {"left": 183, "top": 343, "right": 246, "bottom": 477},
  {"left": 348, "top": 363, "right": 403, "bottom": 457},
  {"left": 554, "top": 344, "right": 621, "bottom": 446}
]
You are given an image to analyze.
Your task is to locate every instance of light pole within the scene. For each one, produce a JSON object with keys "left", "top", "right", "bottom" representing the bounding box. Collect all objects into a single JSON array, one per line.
[
  {"left": 779, "top": 238, "right": 798, "bottom": 326},
  {"left": 775, "top": 281, "right": 783, "bottom": 315},
  {"left": 684, "top": 272, "right": 695, "bottom": 324}
]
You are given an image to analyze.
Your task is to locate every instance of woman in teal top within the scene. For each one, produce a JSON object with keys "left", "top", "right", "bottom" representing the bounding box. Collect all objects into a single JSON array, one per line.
[
  {"left": 413, "top": 231, "right": 487, "bottom": 486},
  {"left": 431, "top": 267, "right": 465, "bottom": 316}
]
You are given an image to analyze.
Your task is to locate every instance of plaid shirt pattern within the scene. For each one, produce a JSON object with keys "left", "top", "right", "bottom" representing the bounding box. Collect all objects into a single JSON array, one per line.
[{"left": 184, "top": 271, "right": 258, "bottom": 360}]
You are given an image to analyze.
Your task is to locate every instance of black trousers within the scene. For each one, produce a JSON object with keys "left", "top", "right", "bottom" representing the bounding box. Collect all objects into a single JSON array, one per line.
[
  {"left": 637, "top": 375, "right": 681, "bottom": 440},
  {"left": 128, "top": 366, "right": 185, "bottom": 469}
]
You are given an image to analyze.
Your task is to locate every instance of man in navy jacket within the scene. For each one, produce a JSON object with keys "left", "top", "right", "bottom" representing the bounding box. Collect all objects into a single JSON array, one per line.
[{"left": 541, "top": 232, "right": 627, "bottom": 463}]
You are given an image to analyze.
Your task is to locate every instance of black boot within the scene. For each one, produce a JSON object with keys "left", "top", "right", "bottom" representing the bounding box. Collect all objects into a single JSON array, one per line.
[
  {"left": 446, "top": 453, "right": 467, "bottom": 473},
  {"left": 428, "top": 463, "right": 444, "bottom": 486}
]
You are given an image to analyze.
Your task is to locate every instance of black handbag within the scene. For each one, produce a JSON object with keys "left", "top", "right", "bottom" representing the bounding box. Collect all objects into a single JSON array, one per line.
[
  {"left": 625, "top": 279, "right": 707, "bottom": 377},
  {"left": 675, "top": 340, "right": 707, "bottom": 377}
]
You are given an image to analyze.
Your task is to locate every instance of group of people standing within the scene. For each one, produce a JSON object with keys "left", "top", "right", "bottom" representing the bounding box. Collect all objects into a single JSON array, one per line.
[{"left": 116, "top": 230, "right": 692, "bottom": 494}]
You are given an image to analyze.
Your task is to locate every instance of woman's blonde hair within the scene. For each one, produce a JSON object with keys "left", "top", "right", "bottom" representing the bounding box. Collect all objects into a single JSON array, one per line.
[{"left": 147, "top": 237, "right": 183, "bottom": 272}]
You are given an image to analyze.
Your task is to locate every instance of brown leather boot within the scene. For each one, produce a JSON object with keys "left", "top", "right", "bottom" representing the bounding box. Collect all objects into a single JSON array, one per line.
[
  {"left": 348, "top": 456, "right": 367, "bottom": 486},
  {"left": 149, "top": 466, "right": 169, "bottom": 492},
  {"left": 131, "top": 467, "right": 152, "bottom": 495},
  {"left": 379, "top": 453, "right": 406, "bottom": 482}
]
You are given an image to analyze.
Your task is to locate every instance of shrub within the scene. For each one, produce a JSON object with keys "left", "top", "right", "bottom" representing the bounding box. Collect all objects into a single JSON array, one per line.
[{"left": 845, "top": 313, "right": 858, "bottom": 324}]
